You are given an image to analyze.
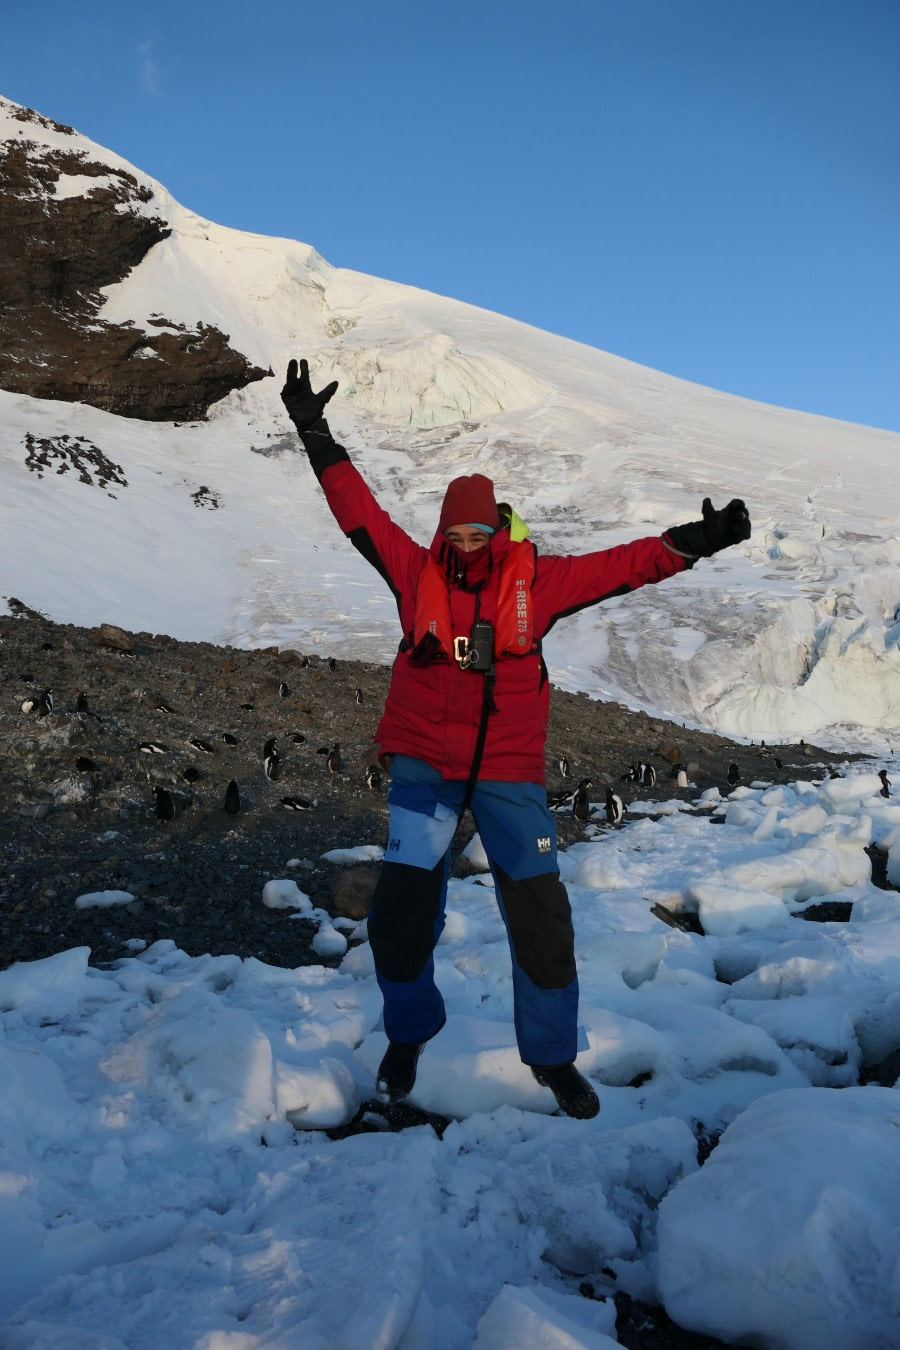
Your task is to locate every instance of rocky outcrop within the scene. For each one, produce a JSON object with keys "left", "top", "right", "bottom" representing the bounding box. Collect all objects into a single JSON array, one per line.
[{"left": 0, "top": 101, "right": 268, "bottom": 421}]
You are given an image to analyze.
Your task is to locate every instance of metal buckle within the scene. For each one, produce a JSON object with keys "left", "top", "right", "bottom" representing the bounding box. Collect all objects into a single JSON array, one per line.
[{"left": 453, "top": 636, "right": 471, "bottom": 667}]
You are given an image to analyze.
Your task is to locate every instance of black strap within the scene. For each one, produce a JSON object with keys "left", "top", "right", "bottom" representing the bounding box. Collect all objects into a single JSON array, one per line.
[{"left": 462, "top": 667, "right": 496, "bottom": 812}]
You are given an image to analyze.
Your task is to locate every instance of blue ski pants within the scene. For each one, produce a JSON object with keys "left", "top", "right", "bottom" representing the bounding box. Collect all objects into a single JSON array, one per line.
[{"left": 367, "top": 755, "right": 579, "bottom": 1066}]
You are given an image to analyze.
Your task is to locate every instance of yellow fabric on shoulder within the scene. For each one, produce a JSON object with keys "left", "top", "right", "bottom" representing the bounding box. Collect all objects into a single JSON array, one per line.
[{"left": 498, "top": 503, "right": 531, "bottom": 542}]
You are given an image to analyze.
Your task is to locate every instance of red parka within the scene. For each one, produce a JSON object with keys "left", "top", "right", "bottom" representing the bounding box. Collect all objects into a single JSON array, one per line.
[{"left": 317, "top": 456, "right": 691, "bottom": 785}]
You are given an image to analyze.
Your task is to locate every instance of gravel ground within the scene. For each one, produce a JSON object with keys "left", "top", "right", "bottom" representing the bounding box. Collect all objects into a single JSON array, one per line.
[{"left": 0, "top": 602, "right": 864, "bottom": 972}]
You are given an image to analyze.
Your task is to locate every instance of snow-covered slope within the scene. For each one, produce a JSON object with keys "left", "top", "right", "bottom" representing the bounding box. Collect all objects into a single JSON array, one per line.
[{"left": 2, "top": 96, "right": 898, "bottom": 750}]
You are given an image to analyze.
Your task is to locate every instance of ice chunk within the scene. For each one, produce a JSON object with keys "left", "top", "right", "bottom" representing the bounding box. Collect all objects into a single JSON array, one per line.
[{"left": 657, "top": 1086, "right": 900, "bottom": 1350}]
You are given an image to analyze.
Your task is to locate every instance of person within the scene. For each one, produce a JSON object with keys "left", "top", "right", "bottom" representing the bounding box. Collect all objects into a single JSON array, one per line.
[{"left": 281, "top": 358, "right": 751, "bottom": 1118}]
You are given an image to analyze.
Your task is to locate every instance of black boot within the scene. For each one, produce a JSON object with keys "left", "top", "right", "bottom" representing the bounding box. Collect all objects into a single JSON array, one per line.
[
  {"left": 376, "top": 1040, "right": 425, "bottom": 1103},
  {"left": 531, "top": 1062, "right": 600, "bottom": 1119}
]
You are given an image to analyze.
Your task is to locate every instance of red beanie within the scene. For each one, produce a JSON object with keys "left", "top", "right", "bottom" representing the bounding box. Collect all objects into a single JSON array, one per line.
[{"left": 438, "top": 474, "right": 501, "bottom": 534}]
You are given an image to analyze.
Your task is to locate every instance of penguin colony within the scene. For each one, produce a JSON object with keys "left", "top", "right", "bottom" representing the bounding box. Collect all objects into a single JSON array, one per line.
[
  {"left": 10, "top": 619, "right": 880, "bottom": 840},
  {"left": 9, "top": 614, "right": 883, "bottom": 979},
  {"left": 12, "top": 646, "right": 387, "bottom": 828}
]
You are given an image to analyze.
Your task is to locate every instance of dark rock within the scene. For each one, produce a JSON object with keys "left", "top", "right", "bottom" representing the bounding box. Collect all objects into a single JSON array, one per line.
[
  {"left": 0, "top": 97, "right": 268, "bottom": 421},
  {"left": 330, "top": 866, "right": 377, "bottom": 920},
  {"left": 95, "top": 623, "right": 134, "bottom": 653}
]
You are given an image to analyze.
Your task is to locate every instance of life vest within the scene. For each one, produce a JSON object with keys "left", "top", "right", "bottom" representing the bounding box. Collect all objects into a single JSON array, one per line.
[{"left": 410, "top": 539, "right": 537, "bottom": 662}]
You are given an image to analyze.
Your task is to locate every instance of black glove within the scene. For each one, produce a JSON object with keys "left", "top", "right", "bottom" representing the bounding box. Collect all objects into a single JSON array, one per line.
[
  {"left": 665, "top": 498, "right": 751, "bottom": 560},
  {"left": 280, "top": 358, "right": 348, "bottom": 481},
  {"left": 281, "top": 358, "right": 338, "bottom": 433},
  {"left": 700, "top": 497, "right": 751, "bottom": 552}
]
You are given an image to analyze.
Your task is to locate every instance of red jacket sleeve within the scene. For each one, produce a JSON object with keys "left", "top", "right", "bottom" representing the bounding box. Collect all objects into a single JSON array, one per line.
[
  {"left": 534, "top": 535, "right": 691, "bottom": 635},
  {"left": 317, "top": 458, "right": 424, "bottom": 602}
]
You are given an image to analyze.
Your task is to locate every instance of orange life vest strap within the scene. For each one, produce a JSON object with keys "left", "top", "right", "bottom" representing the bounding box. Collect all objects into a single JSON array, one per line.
[{"left": 411, "top": 542, "right": 536, "bottom": 662}]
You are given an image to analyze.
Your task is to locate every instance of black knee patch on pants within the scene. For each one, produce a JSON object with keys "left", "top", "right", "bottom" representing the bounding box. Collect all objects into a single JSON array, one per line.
[
  {"left": 494, "top": 865, "right": 576, "bottom": 989},
  {"left": 368, "top": 859, "right": 445, "bottom": 982}
]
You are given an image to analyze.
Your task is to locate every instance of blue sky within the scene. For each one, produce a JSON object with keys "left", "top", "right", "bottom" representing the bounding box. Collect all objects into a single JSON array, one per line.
[{"left": 3, "top": 1, "right": 898, "bottom": 432}]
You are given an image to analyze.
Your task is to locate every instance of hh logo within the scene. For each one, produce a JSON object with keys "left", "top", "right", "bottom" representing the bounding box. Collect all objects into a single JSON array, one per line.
[
  {"left": 536, "top": 836, "right": 552, "bottom": 854},
  {"left": 388, "top": 837, "right": 401, "bottom": 852}
]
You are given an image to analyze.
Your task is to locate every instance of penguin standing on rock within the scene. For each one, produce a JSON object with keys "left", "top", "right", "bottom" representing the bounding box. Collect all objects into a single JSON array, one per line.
[
  {"left": 675, "top": 765, "right": 689, "bottom": 788},
  {"left": 153, "top": 786, "right": 176, "bottom": 822},
  {"left": 365, "top": 764, "right": 383, "bottom": 790},
  {"left": 76, "top": 691, "right": 90, "bottom": 713},
  {"left": 640, "top": 762, "right": 656, "bottom": 788},
  {"left": 279, "top": 681, "right": 291, "bottom": 700},
  {"left": 879, "top": 769, "right": 891, "bottom": 799},
  {"left": 355, "top": 688, "right": 364, "bottom": 705},
  {"left": 558, "top": 756, "right": 570, "bottom": 779},
  {"left": 572, "top": 778, "right": 593, "bottom": 822},
  {"left": 36, "top": 689, "right": 54, "bottom": 718},
  {"left": 726, "top": 762, "right": 741, "bottom": 788},
  {"left": 604, "top": 787, "right": 624, "bottom": 826},
  {"left": 223, "top": 779, "right": 241, "bottom": 816},
  {"left": 326, "top": 743, "right": 342, "bottom": 773},
  {"left": 263, "top": 737, "right": 282, "bottom": 782}
]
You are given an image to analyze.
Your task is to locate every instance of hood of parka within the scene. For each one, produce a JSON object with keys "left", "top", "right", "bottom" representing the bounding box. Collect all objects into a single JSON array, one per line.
[{"left": 429, "top": 524, "right": 513, "bottom": 590}]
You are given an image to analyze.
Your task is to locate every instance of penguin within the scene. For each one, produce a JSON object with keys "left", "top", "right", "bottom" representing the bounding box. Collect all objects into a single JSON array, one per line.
[
  {"left": 292, "top": 733, "right": 306, "bottom": 744},
  {"left": 76, "top": 691, "right": 90, "bottom": 714},
  {"left": 182, "top": 765, "right": 201, "bottom": 783},
  {"left": 76, "top": 755, "right": 96, "bottom": 773},
  {"left": 328, "top": 658, "right": 337, "bottom": 672},
  {"left": 190, "top": 737, "right": 218, "bottom": 755},
  {"left": 726, "top": 762, "right": 741, "bottom": 787},
  {"left": 621, "top": 764, "right": 639, "bottom": 783},
  {"left": 155, "top": 698, "right": 177, "bottom": 715},
  {"left": 264, "top": 744, "right": 282, "bottom": 782},
  {"left": 879, "top": 769, "right": 891, "bottom": 799},
  {"left": 573, "top": 778, "right": 593, "bottom": 822},
  {"left": 140, "top": 741, "right": 168, "bottom": 754},
  {"left": 263, "top": 736, "right": 278, "bottom": 759},
  {"left": 278, "top": 681, "right": 291, "bottom": 699},
  {"left": 36, "top": 689, "right": 53, "bottom": 718},
  {"left": 640, "top": 762, "right": 656, "bottom": 788},
  {"left": 365, "top": 764, "right": 383, "bottom": 791},
  {"left": 222, "top": 732, "right": 239, "bottom": 746},
  {"left": 153, "top": 786, "right": 176, "bottom": 822},
  {"left": 223, "top": 779, "right": 241, "bottom": 816},
  {"left": 299, "top": 655, "right": 310, "bottom": 669},
  {"left": 20, "top": 695, "right": 36, "bottom": 715},
  {"left": 281, "top": 795, "right": 315, "bottom": 811},
  {"left": 326, "top": 743, "right": 342, "bottom": 773},
  {"left": 604, "top": 787, "right": 624, "bottom": 826},
  {"left": 774, "top": 757, "right": 784, "bottom": 770},
  {"left": 676, "top": 767, "right": 688, "bottom": 789},
  {"left": 548, "top": 786, "right": 577, "bottom": 811},
  {"left": 240, "top": 702, "right": 255, "bottom": 711},
  {"left": 355, "top": 688, "right": 364, "bottom": 705},
  {"left": 558, "top": 756, "right": 570, "bottom": 779}
]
